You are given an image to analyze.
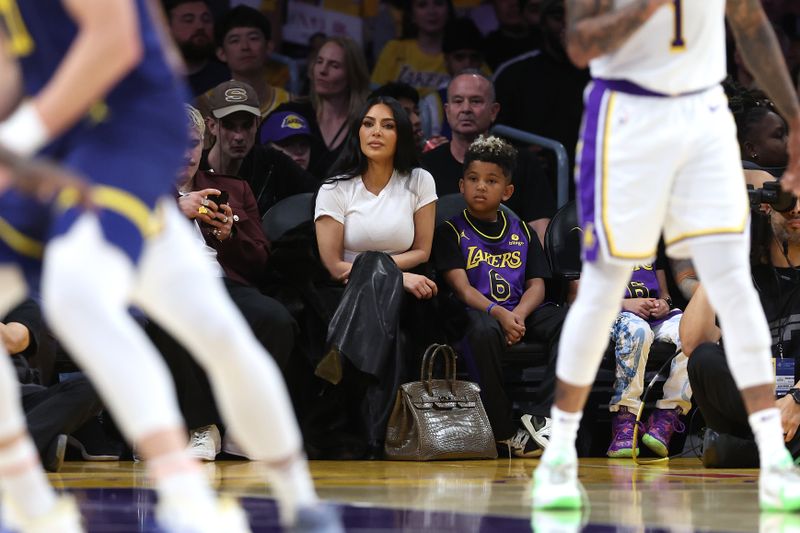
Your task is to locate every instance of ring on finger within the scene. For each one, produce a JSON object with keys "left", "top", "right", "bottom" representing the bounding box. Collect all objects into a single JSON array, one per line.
[
  {"left": 222, "top": 216, "right": 228, "bottom": 223},
  {"left": 201, "top": 197, "right": 209, "bottom": 207}
]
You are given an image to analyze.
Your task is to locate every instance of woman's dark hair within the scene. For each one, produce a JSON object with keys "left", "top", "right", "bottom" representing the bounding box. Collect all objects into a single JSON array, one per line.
[
  {"left": 325, "top": 96, "right": 420, "bottom": 182},
  {"left": 401, "top": 0, "right": 455, "bottom": 39},
  {"left": 724, "top": 79, "right": 780, "bottom": 151},
  {"left": 369, "top": 82, "right": 420, "bottom": 106},
  {"left": 463, "top": 135, "right": 518, "bottom": 182}
]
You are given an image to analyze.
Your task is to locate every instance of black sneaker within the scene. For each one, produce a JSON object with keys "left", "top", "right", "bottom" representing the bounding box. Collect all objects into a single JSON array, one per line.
[
  {"left": 67, "top": 418, "right": 123, "bottom": 461},
  {"left": 43, "top": 434, "right": 68, "bottom": 472}
]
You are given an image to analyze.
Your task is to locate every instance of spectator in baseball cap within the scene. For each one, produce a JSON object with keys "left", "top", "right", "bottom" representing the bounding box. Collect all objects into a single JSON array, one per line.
[
  {"left": 208, "top": 79, "right": 261, "bottom": 119},
  {"left": 205, "top": 80, "right": 261, "bottom": 177},
  {"left": 260, "top": 110, "right": 313, "bottom": 171}
]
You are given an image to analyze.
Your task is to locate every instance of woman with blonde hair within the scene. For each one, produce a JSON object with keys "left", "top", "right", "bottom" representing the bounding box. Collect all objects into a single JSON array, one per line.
[{"left": 302, "top": 36, "right": 370, "bottom": 177}]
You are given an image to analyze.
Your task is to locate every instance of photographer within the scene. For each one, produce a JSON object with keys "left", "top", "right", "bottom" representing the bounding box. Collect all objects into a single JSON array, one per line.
[
  {"left": 670, "top": 83, "right": 789, "bottom": 301},
  {"left": 683, "top": 169, "right": 800, "bottom": 466},
  {"left": 148, "top": 105, "right": 298, "bottom": 461}
]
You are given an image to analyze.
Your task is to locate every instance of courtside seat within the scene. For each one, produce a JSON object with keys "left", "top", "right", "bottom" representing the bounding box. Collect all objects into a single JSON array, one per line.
[{"left": 261, "top": 192, "right": 315, "bottom": 242}]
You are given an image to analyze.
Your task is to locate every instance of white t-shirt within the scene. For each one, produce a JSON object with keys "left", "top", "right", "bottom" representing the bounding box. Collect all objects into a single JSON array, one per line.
[{"left": 315, "top": 167, "right": 437, "bottom": 263}]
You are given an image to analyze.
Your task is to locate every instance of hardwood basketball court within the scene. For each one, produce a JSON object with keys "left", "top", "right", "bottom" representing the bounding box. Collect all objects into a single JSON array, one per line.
[{"left": 40, "top": 457, "right": 784, "bottom": 532}]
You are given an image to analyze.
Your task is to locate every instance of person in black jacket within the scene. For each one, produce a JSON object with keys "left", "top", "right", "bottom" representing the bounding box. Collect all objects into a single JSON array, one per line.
[{"left": 202, "top": 80, "right": 319, "bottom": 216}]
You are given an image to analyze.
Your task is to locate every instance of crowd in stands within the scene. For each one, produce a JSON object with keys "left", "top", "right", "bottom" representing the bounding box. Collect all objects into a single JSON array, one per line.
[{"left": 15, "top": 0, "right": 800, "bottom": 467}]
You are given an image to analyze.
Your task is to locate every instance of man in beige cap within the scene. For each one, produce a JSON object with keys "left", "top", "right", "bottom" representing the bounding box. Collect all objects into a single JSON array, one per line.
[
  {"left": 202, "top": 80, "right": 319, "bottom": 215},
  {"left": 205, "top": 80, "right": 262, "bottom": 177}
]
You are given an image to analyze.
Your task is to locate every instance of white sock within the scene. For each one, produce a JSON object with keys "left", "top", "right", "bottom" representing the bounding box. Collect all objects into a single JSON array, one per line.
[
  {"left": 749, "top": 408, "right": 789, "bottom": 467},
  {"left": 265, "top": 455, "right": 318, "bottom": 526},
  {"left": 541, "top": 406, "right": 581, "bottom": 464},
  {"left": 0, "top": 436, "right": 57, "bottom": 519},
  {"left": 150, "top": 450, "right": 216, "bottom": 507}
]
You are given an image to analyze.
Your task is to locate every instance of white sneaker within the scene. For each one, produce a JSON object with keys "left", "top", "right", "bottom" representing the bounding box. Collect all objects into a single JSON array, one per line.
[
  {"left": 760, "top": 452, "right": 800, "bottom": 511},
  {"left": 497, "top": 416, "right": 552, "bottom": 458},
  {"left": 3, "top": 494, "right": 84, "bottom": 533},
  {"left": 498, "top": 428, "right": 544, "bottom": 458},
  {"left": 531, "top": 509, "right": 585, "bottom": 533},
  {"left": 222, "top": 433, "right": 252, "bottom": 460},
  {"left": 522, "top": 415, "right": 552, "bottom": 450},
  {"left": 187, "top": 425, "right": 221, "bottom": 462},
  {"left": 156, "top": 495, "right": 251, "bottom": 533},
  {"left": 532, "top": 452, "right": 583, "bottom": 510},
  {"left": 760, "top": 512, "right": 800, "bottom": 533}
]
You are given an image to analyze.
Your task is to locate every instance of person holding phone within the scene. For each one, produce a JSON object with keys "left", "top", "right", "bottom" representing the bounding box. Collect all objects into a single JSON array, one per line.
[{"left": 167, "top": 106, "right": 299, "bottom": 462}]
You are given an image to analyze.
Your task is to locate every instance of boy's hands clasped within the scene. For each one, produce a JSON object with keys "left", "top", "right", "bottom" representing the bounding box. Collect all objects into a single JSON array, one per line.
[
  {"left": 491, "top": 305, "right": 526, "bottom": 346},
  {"left": 622, "top": 297, "right": 670, "bottom": 320}
]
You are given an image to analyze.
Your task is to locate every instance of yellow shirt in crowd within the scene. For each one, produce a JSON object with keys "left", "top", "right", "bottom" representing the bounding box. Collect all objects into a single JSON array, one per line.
[{"left": 371, "top": 39, "right": 449, "bottom": 97}]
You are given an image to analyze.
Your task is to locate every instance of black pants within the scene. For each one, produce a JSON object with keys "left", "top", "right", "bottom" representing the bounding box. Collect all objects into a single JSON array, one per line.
[
  {"left": 461, "top": 304, "right": 565, "bottom": 441},
  {"left": 21, "top": 377, "right": 102, "bottom": 458},
  {"left": 309, "top": 252, "right": 437, "bottom": 452},
  {"left": 149, "top": 278, "right": 298, "bottom": 430},
  {"left": 224, "top": 279, "right": 298, "bottom": 369},
  {"left": 687, "top": 342, "right": 800, "bottom": 455}
]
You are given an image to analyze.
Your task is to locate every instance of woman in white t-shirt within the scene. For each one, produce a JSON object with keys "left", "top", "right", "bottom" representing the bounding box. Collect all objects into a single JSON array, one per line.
[
  {"left": 313, "top": 96, "right": 438, "bottom": 457},
  {"left": 316, "top": 97, "right": 438, "bottom": 297}
]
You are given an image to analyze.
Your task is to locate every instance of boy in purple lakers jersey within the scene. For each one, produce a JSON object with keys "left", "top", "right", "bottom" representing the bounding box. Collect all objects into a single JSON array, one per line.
[{"left": 434, "top": 136, "right": 565, "bottom": 458}]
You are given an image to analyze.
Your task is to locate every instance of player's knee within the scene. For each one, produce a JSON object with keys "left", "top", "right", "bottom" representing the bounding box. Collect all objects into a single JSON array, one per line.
[{"left": 42, "top": 238, "right": 133, "bottom": 330}]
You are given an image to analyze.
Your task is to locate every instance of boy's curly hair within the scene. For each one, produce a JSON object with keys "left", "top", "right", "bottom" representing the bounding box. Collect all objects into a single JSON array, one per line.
[{"left": 463, "top": 135, "right": 517, "bottom": 182}]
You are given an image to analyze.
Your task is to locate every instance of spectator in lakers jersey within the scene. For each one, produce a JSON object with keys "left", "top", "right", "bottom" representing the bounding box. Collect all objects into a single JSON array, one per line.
[
  {"left": 433, "top": 135, "right": 565, "bottom": 458},
  {"left": 371, "top": 0, "right": 455, "bottom": 96}
]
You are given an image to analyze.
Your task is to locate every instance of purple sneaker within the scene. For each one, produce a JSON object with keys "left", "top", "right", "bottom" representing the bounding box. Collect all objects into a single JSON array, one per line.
[
  {"left": 607, "top": 406, "right": 642, "bottom": 458},
  {"left": 642, "top": 407, "right": 685, "bottom": 457}
]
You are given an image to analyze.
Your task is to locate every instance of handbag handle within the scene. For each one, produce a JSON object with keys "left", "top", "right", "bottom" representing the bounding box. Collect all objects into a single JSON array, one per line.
[
  {"left": 419, "top": 343, "right": 439, "bottom": 381},
  {"left": 423, "top": 344, "right": 457, "bottom": 396}
]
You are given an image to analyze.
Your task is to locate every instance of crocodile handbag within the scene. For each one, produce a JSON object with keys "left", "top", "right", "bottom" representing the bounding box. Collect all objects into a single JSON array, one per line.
[{"left": 384, "top": 343, "right": 497, "bottom": 460}]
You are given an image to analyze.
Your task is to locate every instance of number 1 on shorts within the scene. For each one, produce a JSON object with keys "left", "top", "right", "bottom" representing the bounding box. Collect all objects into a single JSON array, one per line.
[{"left": 671, "top": 0, "right": 685, "bottom": 50}]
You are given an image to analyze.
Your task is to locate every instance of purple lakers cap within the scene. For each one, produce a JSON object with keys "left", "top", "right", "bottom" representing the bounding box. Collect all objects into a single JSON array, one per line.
[{"left": 260, "top": 111, "right": 312, "bottom": 144}]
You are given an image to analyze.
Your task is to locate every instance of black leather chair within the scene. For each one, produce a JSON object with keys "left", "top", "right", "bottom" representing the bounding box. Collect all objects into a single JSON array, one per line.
[
  {"left": 543, "top": 201, "right": 581, "bottom": 303},
  {"left": 261, "top": 192, "right": 315, "bottom": 242}
]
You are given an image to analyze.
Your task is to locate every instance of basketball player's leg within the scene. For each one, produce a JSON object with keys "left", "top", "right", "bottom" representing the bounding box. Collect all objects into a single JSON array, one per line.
[
  {"left": 668, "top": 95, "right": 800, "bottom": 510},
  {"left": 39, "top": 212, "right": 247, "bottom": 531},
  {"left": 533, "top": 88, "right": 675, "bottom": 509},
  {"left": 686, "top": 237, "right": 800, "bottom": 510},
  {"left": 0, "top": 266, "right": 82, "bottom": 531},
  {"left": 531, "top": 258, "right": 633, "bottom": 509},
  {"left": 134, "top": 200, "right": 333, "bottom": 528}
]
